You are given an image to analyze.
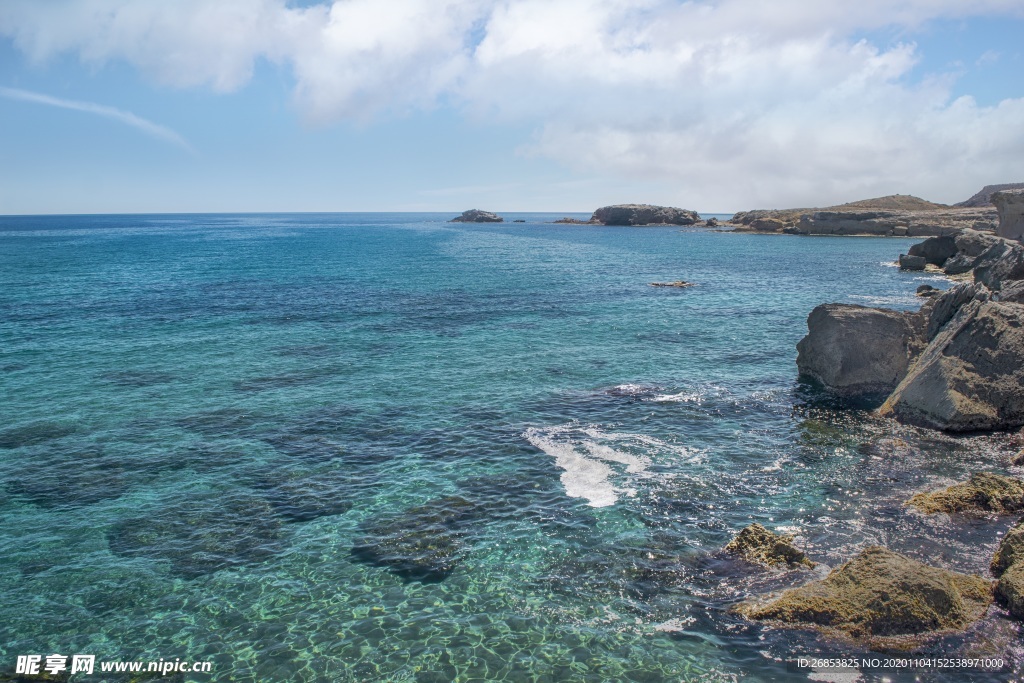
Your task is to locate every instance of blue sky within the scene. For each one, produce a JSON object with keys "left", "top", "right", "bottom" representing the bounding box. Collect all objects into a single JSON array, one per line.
[{"left": 0, "top": 1, "right": 1022, "bottom": 215}]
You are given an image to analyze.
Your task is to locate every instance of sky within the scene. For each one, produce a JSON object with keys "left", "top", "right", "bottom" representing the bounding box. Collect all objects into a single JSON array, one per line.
[{"left": 0, "top": 0, "right": 1022, "bottom": 215}]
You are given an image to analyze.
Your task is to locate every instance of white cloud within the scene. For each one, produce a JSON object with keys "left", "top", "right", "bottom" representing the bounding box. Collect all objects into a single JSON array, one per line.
[
  {"left": 1, "top": 0, "right": 1023, "bottom": 206},
  {"left": 0, "top": 86, "right": 194, "bottom": 152}
]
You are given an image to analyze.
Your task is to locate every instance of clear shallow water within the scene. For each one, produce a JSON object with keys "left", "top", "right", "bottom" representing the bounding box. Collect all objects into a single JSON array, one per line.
[{"left": 0, "top": 213, "right": 1020, "bottom": 682}]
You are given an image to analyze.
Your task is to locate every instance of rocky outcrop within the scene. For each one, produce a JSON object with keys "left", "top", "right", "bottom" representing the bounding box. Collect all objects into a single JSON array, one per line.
[
  {"left": 731, "top": 195, "right": 997, "bottom": 237},
  {"left": 898, "top": 253, "right": 927, "bottom": 271},
  {"left": 991, "top": 519, "right": 1024, "bottom": 576},
  {"left": 956, "top": 183, "right": 1024, "bottom": 208},
  {"left": 879, "top": 300, "right": 1024, "bottom": 431},
  {"left": 939, "top": 229, "right": 1001, "bottom": 274},
  {"left": 907, "top": 235, "right": 958, "bottom": 266},
  {"left": 992, "top": 189, "right": 1024, "bottom": 240},
  {"left": 991, "top": 520, "right": 1024, "bottom": 619},
  {"left": 906, "top": 473, "right": 1024, "bottom": 514},
  {"left": 723, "top": 523, "right": 815, "bottom": 569},
  {"left": 736, "top": 547, "right": 992, "bottom": 650},
  {"left": 591, "top": 204, "right": 700, "bottom": 226},
  {"left": 649, "top": 281, "right": 695, "bottom": 288},
  {"left": 450, "top": 209, "right": 503, "bottom": 223},
  {"left": 796, "top": 305, "right": 924, "bottom": 396}
]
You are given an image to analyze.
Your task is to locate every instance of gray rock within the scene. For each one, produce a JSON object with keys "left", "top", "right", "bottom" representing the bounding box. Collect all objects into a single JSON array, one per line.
[
  {"left": 956, "top": 228, "right": 1001, "bottom": 257},
  {"left": 591, "top": 204, "right": 700, "bottom": 226},
  {"left": 880, "top": 301, "right": 1024, "bottom": 431},
  {"left": 974, "top": 240, "right": 1024, "bottom": 290},
  {"left": 956, "top": 183, "right": 1024, "bottom": 208},
  {"left": 796, "top": 304, "right": 924, "bottom": 396},
  {"left": 450, "top": 209, "right": 503, "bottom": 223},
  {"left": 918, "top": 282, "right": 984, "bottom": 341},
  {"left": 908, "top": 235, "right": 958, "bottom": 266},
  {"left": 705, "top": 217, "right": 719, "bottom": 227},
  {"left": 899, "top": 253, "right": 927, "bottom": 271},
  {"left": 751, "top": 217, "right": 787, "bottom": 232},
  {"left": 916, "top": 285, "right": 940, "bottom": 298},
  {"left": 997, "top": 280, "right": 1024, "bottom": 304}
]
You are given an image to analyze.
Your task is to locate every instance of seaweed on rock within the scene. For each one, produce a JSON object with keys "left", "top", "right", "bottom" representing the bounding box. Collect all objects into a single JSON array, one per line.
[
  {"left": 107, "top": 493, "right": 284, "bottom": 578},
  {"left": 907, "top": 472, "right": 1024, "bottom": 514},
  {"left": 723, "top": 524, "right": 816, "bottom": 569},
  {"left": 351, "top": 495, "right": 481, "bottom": 583}
]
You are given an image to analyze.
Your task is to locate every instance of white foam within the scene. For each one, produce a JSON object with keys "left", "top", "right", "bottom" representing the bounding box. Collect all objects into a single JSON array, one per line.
[{"left": 524, "top": 427, "right": 618, "bottom": 507}]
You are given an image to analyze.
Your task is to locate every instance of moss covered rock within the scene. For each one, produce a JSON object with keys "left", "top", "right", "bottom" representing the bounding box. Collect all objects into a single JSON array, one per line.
[
  {"left": 995, "top": 562, "right": 1024, "bottom": 619},
  {"left": 907, "top": 472, "right": 1024, "bottom": 514},
  {"left": 991, "top": 519, "right": 1024, "bottom": 576},
  {"left": 737, "top": 547, "right": 992, "bottom": 650},
  {"left": 723, "top": 523, "right": 816, "bottom": 569}
]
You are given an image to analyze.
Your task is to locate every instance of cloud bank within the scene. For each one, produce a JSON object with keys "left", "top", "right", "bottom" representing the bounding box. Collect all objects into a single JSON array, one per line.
[{"left": 2, "top": 0, "right": 1022, "bottom": 207}]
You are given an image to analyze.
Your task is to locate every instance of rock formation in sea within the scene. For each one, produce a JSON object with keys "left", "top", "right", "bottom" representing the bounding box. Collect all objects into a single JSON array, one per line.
[
  {"left": 730, "top": 191, "right": 1000, "bottom": 237},
  {"left": 450, "top": 209, "right": 504, "bottom": 223},
  {"left": 796, "top": 304, "right": 924, "bottom": 396},
  {"left": 992, "top": 520, "right": 1024, "bottom": 619},
  {"left": 736, "top": 547, "right": 992, "bottom": 650},
  {"left": 906, "top": 472, "right": 1024, "bottom": 514},
  {"left": 993, "top": 188, "right": 1024, "bottom": 240},
  {"left": 590, "top": 204, "right": 700, "bottom": 226},
  {"left": 797, "top": 231, "right": 1024, "bottom": 432},
  {"left": 723, "top": 523, "right": 815, "bottom": 569}
]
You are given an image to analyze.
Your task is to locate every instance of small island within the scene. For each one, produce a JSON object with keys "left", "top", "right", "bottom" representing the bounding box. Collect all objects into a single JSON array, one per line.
[{"left": 449, "top": 209, "right": 504, "bottom": 223}]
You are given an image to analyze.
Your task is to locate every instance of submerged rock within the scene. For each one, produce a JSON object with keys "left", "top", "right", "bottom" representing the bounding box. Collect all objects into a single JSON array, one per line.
[
  {"left": 796, "top": 304, "right": 924, "bottom": 396},
  {"left": 992, "top": 188, "right": 1024, "bottom": 240},
  {"left": 723, "top": 523, "right": 816, "bottom": 569},
  {"left": 736, "top": 547, "right": 992, "bottom": 650},
  {"left": 879, "top": 301, "right": 1024, "bottom": 431},
  {"left": 351, "top": 495, "right": 480, "bottom": 583},
  {"left": 906, "top": 472, "right": 1024, "bottom": 514},
  {"left": 590, "top": 204, "right": 700, "bottom": 226},
  {"left": 107, "top": 493, "right": 284, "bottom": 578},
  {"left": 450, "top": 209, "right": 503, "bottom": 223}
]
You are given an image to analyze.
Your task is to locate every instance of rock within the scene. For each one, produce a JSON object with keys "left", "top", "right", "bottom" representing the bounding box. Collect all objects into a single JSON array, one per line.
[
  {"left": 995, "top": 562, "right": 1024, "bottom": 619},
  {"left": 943, "top": 253, "right": 978, "bottom": 275},
  {"left": 991, "top": 519, "right": 1024, "bottom": 576},
  {"left": 997, "top": 280, "right": 1024, "bottom": 304},
  {"left": 908, "top": 235, "right": 958, "bottom": 266},
  {"left": 350, "top": 495, "right": 480, "bottom": 582},
  {"left": 796, "top": 304, "right": 924, "bottom": 396},
  {"left": 899, "top": 253, "right": 927, "bottom": 271},
  {"left": 751, "top": 217, "right": 787, "bottom": 232},
  {"left": 590, "top": 204, "right": 700, "bottom": 226},
  {"left": 879, "top": 300, "right": 1024, "bottom": 431},
  {"left": 916, "top": 285, "right": 940, "bottom": 297},
  {"left": 723, "top": 523, "right": 816, "bottom": 569},
  {"left": 552, "top": 216, "right": 597, "bottom": 224},
  {"left": 974, "top": 240, "right": 1024, "bottom": 290},
  {"left": 705, "top": 217, "right": 719, "bottom": 227},
  {"left": 649, "top": 281, "right": 695, "bottom": 288},
  {"left": 956, "top": 183, "right": 1024, "bottom": 208},
  {"left": 957, "top": 228, "right": 1001, "bottom": 257},
  {"left": 918, "top": 282, "right": 984, "bottom": 341},
  {"left": 736, "top": 546, "right": 992, "bottom": 649},
  {"left": 512, "top": 219, "right": 526, "bottom": 223},
  {"left": 906, "top": 472, "right": 1024, "bottom": 514},
  {"left": 450, "top": 209, "right": 503, "bottom": 223}
]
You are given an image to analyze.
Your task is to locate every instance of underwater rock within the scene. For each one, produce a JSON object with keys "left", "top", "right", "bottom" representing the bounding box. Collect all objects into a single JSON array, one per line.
[
  {"left": 992, "top": 518, "right": 1024, "bottom": 577},
  {"left": 351, "top": 495, "right": 481, "bottom": 583},
  {"left": 723, "top": 523, "right": 816, "bottom": 569},
  {"left": 0, "top": 421, "right": 77, "bottom": 449},
  {"left": 0, "top": 670, "right": 70, "bottom": 682},
  {"left": 880, "top": 301, "right": 1024, "bottom": 431},
  {"left": 796, "top": 304, "right": 924, "bottom": 396},
  {"left": 450, "top": 209, "right": 503, "bottom": 223},
  {"left": 107, "top": 493, "right": 284, "bottom": 578},
  {"left": 736, "top": 546, "right": 992, "bottom": 650},
  {"left": 6, "top": 447, "right": 130, "bottom": 509},
  {"left": 248, "top": 467, "right": 361, "bottom": 523},
  {"left": 907, "top": 472, "right": 1024, "bottom": 515}
]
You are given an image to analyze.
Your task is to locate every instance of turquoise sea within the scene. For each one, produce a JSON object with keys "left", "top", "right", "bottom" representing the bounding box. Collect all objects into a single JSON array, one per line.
[{"left": 0, "top": 213, "right": 1020, "bottom": 682}]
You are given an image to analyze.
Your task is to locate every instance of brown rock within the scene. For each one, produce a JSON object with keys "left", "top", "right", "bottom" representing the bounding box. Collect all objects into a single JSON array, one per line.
[
  {"left": 995, "top": 562, "right": 1024, "bottom": 619},
  {"left": 906, "top": 472, "right": 1024, "bottom": 515},
  {"left": 991, "top": 518, "right": 1024, "bottom": 577},
  {"left": 736, "top": 547, "right": 992, "bottom": 650},
  {"left": 723, "top": 523, "right": 815, "bottom": 569}
]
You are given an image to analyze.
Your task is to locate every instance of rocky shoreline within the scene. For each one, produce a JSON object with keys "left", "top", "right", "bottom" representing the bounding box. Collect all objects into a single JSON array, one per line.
[{"left": 722, "top": 188, "right": 1024, "bottom": 654}]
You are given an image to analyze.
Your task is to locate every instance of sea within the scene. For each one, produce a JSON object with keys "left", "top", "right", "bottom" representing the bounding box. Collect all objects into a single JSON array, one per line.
[{"left": 0, "top": 212, "right": 1020, "bottom": 682}]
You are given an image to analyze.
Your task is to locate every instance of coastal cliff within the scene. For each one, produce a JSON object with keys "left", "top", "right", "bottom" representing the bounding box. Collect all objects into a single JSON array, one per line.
[{"left": 730, "top": 191, "right": 1002, "bottom": 237}]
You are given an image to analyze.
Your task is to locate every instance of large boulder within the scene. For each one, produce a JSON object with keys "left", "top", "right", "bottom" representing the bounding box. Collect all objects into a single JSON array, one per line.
[
  {"left": 879, "top": 300, "right": 1024, "bottom": 431},
  {"left": 450, "top": 209, "right": 503, "bottom": 223},
  {"left": 974, "top": 240, "right": 1024, "bottom": 290},
  {"left": 736, "top": 547, "right": 992, "bottom": 650},
  {"left": 723, "top": 523, "right": 816, "bottom": 569},
  {"left": 992, "top": 189, "right": 1024, "bottom": 240},
  {"left": 908, "top": 235, "right": 958, "bottom": 266},
  {"left": 906, "top": 472, "right": 1024, "bottom": 515},
  {"left": 941, "top": 229, "right": 1001, "bottom": 275},
  {"left": 918, "top": 283, "right": 983, "bottom": 341},
  {"left": 796, "top": 305, "right": 924, "bottom": 396},
  {"left": 591, "top": 204, "right": 700, "bottom": 226},
  {"left": 898, "top": 253, "right": 927, "bottom": 271}
]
